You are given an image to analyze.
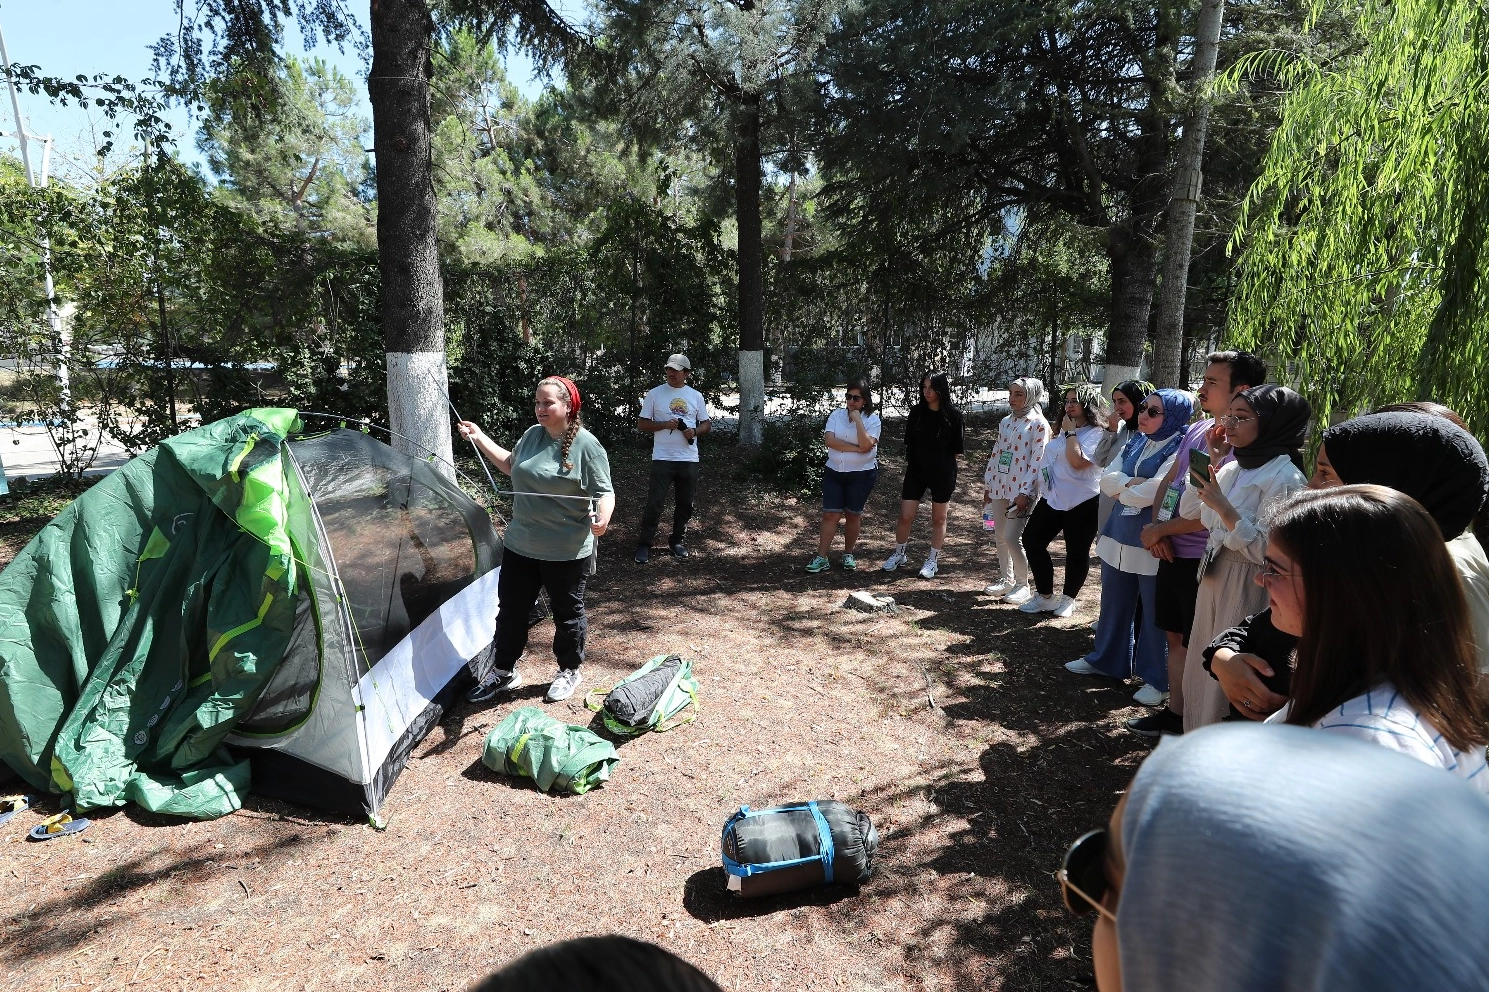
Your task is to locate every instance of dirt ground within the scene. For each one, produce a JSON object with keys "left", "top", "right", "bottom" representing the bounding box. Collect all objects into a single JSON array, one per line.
[{"left": 0, "top": 421, "right": 1157, "bottom": 992}]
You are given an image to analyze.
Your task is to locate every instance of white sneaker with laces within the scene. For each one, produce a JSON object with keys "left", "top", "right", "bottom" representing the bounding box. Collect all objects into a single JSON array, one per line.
[
  {"left": 545, "top": 667, "right": 584, "bottom": 702},
  {"left": 1051, "top": 595, "right": 1077, "bottom": 618},
  {"left": 1002, "top": 584, "right": 1032, "bottom": 605},
  {"left": 1065, "top": 658, "right": 1103, "bottom": 676},
  {"left": 1132, "top": 683, "right": 1168, "bottom": 707},
  {"left": 919, "top": 557, "right": 939, "bottom": 579},
  {"left": 985, "top": 578, "right": 1015, "bottom": 597},
  {"left": 1019, "top": 595, "right": 1053, "bottom": 614},
  {"left": 882, "top": 548, "right": 907, "bottom": 571}
]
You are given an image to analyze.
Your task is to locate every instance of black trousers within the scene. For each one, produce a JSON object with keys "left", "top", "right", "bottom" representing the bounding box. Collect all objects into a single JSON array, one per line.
[
  {"left": 494, "top": 548, "right": 590, "bottom": 672},
  {"left": 1021, "top": 495, "right": 1101, "bottom": 598},
  {"left": 637, "top": 459, "right": 700, "bottom": 546}
]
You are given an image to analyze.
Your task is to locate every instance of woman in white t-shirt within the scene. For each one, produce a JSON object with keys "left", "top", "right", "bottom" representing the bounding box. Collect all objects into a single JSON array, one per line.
[
  {"left": 1018, "top": 384, "right": 1108, "bottom": 619},
  {"left": 1257, "top": 485, "right": 1489, "bottom": 791},
  {"left": 806, "top": 379, "right": 882, "bottom": 572}
]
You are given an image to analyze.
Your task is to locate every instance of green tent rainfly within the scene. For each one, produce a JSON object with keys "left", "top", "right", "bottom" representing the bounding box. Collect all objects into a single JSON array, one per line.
[{"left": 0, "top": 409, "right": 502, "bottom": 821}]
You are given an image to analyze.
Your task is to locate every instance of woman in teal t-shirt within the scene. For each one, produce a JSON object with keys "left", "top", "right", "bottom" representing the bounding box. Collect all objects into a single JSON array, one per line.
[{"left": 458, "top": 376, "right": 616, "bottom": 703}]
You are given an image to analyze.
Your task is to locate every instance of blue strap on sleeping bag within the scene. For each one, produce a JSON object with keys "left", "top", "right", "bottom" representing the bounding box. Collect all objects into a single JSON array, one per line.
[{"left": 720, "top": 801, "right": 835, "bottom": 882}]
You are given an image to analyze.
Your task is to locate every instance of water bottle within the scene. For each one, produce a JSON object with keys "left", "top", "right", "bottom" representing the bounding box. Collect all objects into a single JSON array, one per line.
[{"left": 982, "top": 505, "right": 997, "bottom": 532}]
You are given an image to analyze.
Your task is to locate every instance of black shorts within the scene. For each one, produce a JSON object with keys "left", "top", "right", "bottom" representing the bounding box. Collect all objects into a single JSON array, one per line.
[
  {"left": 901, "top": 462, "right": 957, "bottom": 504},
  {"left": 1154, "top": 556, "right": 1202, "bottom": 644}
]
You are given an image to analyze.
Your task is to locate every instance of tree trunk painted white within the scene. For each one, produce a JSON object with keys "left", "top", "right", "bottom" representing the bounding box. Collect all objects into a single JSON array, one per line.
[
  {"left": 387, "top": 351, "right": 454, "bottom": 480},
  {"left": 1100, "top": 363, "right": 1143, "bottom": 397},
  {"left": 738, "top": 349, "right": 765, "bottom": 446}
]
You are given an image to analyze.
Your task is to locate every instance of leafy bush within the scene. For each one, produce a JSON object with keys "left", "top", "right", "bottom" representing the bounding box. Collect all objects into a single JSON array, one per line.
[{"left": 747, "top": 415, "right": 826, "bottom": 497}]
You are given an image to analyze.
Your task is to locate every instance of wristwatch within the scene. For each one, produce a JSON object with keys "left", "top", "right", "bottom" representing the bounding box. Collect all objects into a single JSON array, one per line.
[{"left": 1063, "top": 431, "right": 1076, "bottom": 438}]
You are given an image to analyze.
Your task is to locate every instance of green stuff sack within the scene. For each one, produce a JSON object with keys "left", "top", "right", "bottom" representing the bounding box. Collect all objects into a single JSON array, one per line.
[{"left": 482, "top": 707, "right": 618, "bottom": 795}]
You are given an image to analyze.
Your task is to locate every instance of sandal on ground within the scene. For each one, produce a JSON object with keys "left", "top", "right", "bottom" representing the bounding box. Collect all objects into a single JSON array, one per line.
[
  {"left": 0, "top": 795, "right": 30, "bottom": 827},
  {"left": 28, "top": 813, "right": 91, "bottom": 841}
]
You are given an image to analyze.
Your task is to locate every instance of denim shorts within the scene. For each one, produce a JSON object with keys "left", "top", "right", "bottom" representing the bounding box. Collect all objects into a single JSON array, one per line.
[{"left": 822, "top": 467, "right": 878, "bottom": 514}]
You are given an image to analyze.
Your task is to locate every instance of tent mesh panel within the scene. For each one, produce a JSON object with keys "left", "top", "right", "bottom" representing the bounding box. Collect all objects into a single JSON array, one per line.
[{"left": 287, "top": 430, "right": 499, "bottom": 670}]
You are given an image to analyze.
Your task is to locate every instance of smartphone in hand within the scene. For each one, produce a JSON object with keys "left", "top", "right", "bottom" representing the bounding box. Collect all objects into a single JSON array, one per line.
[{"left": 1189, "top": 449, "right": 1212, "bottom": 488}]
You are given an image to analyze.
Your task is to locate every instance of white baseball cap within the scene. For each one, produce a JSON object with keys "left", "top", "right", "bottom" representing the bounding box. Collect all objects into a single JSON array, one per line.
[{"left": 665, "top": 353, "right": 692, "bottom": 371}]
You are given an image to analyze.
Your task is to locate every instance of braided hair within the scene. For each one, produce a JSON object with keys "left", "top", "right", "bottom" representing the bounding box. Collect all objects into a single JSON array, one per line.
[{"left": 538, "top": 376, "right": 583, "bottom": 472}]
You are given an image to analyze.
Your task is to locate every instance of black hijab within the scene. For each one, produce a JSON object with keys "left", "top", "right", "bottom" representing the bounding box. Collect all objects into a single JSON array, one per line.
[
  {"left": 1323, "top": 412, "right": 1489, "bottom": 540},
  {"left": 1233, "top": 384, "right": 1310, "bottom": 471},
  {"left": 1113, "top": 379, "right": 1152, "bottom": 431}
]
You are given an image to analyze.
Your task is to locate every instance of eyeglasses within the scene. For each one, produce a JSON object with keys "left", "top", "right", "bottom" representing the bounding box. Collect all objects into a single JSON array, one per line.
[
  {"left": 846, "top": 393, "right": 864, "bottom": 402},
  {"left": 1218, "top": 414, "right": 1257, "bottom": 427},
  {"left": 1260, "top": 556, "right": 1296, "bottom": 581},
  {"left": 1058, "top": 828, "right": 1116, "bottom": 923},
  {"left": 1139, "top": 405, "right": 1164, "bottom": 417}
]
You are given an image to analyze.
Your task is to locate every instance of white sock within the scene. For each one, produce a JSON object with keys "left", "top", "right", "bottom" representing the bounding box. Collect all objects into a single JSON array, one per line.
[
  {"left": 926, "top": 548, "right": 939, "bottom": 564},
  {"left": 896, "top": 542, "right": 907, "bottom": 554}
]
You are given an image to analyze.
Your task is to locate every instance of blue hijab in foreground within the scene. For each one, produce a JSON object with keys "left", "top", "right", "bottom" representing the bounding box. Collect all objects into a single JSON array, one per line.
[
  {"left": 1118, "top": 724, "right": 1489, "bottom": 991},
  {"left": 1119, "top": 388, "right": 1195, "bottom": 474}
]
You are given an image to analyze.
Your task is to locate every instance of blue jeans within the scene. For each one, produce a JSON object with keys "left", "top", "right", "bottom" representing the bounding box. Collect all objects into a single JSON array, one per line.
[
  {"left": 1084, "top": 561, "right": 1168, "bottom": 689},
  {"left": 822, "top": 467, "right": 878, "bottom": 514}
]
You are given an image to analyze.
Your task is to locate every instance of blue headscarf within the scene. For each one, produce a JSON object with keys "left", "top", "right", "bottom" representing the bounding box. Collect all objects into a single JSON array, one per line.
[
  {"left": 1151, "top": 388, "right": 1195, "bottom": 442},
  {"left": 1119, "top": 388, "right": 1195, "bottom": 473}
]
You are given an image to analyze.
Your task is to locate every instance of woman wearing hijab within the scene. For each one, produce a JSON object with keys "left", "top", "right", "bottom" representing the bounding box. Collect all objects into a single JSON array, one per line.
[
  {"left": 884, "top": 371, "right": 966, "bottom": 579},
  {"left": 1059, "top": 723, "right": 1489, "bottom": 992},
  {"left": 1177, "top": 384, "right": 1310, "bottom": 731},
  {"left": 459, "top": 376, "right": 616, "bottom": 703},
  {"left": 1211, "top": 410, "right": 1489, "bottom": 718},
  {"left": 1094, "top": 380, "right": 1154, "bottom": 534},
  {"left": 982, "top": 377, "right": 1051, "bottom": 605},
  {"left": 1250, "top": 486, "right": 1489, "bottom": 784},
  {"left": 1020, "top": 384, "right": 1108, "bottom": 618},
  {"left": 1067, "top": 389, "right": 1196, "bottom": 706}
]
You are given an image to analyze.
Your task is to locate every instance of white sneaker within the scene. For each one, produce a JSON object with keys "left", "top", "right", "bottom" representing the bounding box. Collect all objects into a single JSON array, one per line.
[
  {"left": 919, "top": 557, "right": 939, "bottom": 579},
  {"left": 1132, "top": 684, "right": 1169, "bottom": 707},
  {"left": 1002, "top": 584, "right": 1033, "bottom": 605},
  {"left": 882, "top": 548, "right": 907, "bottom": 571},
  {"left": 1019, "top": 595, "right": 1054, "bottom": 614},
  {"left": 1051, "top": 595, "right": 1077, "bottom": 618},
  {"left": 985, "top": 579, "right": 1015, "bottom": 597},
  {"left": 1065, "top": 658, "right": 1103, "bottom": 676},
  {"left": 545, "top": 667, "right": 584, "bottom": 702}
]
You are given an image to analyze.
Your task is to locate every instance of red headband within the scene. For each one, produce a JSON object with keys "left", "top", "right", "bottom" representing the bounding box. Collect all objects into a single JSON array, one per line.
[{"left": 546, "top": 376, "right": 582, "bottom": 421}]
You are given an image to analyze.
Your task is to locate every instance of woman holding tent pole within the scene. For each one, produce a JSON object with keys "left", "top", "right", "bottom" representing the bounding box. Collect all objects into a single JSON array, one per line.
[{"left": 458, "top": 376, "right": 615, "bottom": 703}]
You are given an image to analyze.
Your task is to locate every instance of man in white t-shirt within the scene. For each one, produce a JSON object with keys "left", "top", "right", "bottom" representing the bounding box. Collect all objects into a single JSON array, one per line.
[{"left": 635, "top": 353, "right": 711, "bottom": 562}]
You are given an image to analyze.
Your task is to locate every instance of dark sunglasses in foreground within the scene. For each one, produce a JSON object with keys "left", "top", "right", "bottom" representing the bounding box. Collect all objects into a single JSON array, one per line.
[
  {"left": 1059, "top": 828, "right": 1116, "bottom": 922},
  {"left": 846, "top": 393, "right": 864, "bottom": 401}
]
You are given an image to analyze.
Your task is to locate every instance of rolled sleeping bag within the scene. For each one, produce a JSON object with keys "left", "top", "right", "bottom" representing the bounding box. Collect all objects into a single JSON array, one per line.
[
  {"left": 721, "top": 800, "right": 878, "bottom": 897},
  {"left": 605, "top": 655, "right": 683, "bottom": 726}
]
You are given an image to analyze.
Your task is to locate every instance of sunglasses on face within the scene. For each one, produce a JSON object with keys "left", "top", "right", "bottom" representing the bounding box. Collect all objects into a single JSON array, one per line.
[
  {"left": 1140, "top": 404, "right": 1164, "bottom": 417},
  {"left": 1059, "top": 828, "right": 1116, "bottom": 922},
  {"left": 846, "top": 393, "right": 864, "bottom": 402}
]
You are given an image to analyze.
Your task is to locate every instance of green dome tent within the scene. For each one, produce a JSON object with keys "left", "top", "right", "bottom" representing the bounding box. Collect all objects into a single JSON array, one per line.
[{"left": 0, "top": 409, "right": 501, "bottom": 822}]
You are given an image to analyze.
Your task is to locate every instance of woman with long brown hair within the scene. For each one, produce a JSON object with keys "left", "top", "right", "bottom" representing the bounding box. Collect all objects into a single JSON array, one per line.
[
  {"left": 1260, "top": 485, "right": 1489, "bottom": 785},
  {"left": 459, "top": 376, "right": 616, "bottom": 703}
]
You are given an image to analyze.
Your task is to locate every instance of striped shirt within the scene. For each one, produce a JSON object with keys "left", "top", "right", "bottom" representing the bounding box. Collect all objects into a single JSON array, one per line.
[{"left": 1269, "top": 685, "right": 1489, "bottom": 793}]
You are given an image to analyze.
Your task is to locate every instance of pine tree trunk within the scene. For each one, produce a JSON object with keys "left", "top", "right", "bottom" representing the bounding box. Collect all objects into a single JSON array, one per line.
[
  {"left": 1101, "top": 15, "right": 1178, "bottom": 395},
  {"left": 1153, "top": 0, "right": 1226, "bottom": 389},
  {"left": 735, "top": 91, "right": 766, "bottom": 446},
  {"left": 370, "top": 0, "right": 452, "bottom": 478}
]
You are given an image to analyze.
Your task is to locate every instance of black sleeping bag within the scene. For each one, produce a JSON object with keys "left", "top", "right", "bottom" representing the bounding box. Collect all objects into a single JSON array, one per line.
[
  {"left": 720, "top": 799, "right": 878, "bottom": 897},
  {"left": 605, "top": 655, "right": 682, "bottom": 726}
]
